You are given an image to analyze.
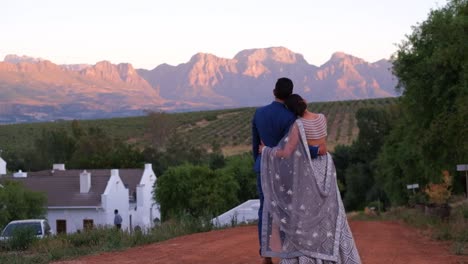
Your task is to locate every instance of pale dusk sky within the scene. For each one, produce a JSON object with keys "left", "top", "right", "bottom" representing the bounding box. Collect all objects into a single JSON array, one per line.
[{"left": 0, "top": 0, "right": 443, "bottom": 69}]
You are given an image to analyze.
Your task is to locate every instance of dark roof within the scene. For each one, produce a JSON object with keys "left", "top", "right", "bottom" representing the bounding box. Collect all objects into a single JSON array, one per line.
[{"left": 1, "top": 169, "right": 144, "bottom": 207}]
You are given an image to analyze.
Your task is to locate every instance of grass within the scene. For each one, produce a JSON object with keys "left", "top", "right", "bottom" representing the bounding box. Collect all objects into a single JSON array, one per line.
[
  {"left": 349, "top": 202, "right": 468, "bottom": 255},
  {"left": 0, "top": 216, "right": 214, "bottom": 264},
  {"left": 0, "top": 98, "right": 398, "bottom": 156}
]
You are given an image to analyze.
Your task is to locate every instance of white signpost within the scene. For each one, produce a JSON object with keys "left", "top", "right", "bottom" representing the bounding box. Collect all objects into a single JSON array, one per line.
[
  {"left": 406, "top": 183, "right": 419, "bottom": 194},
  {"left": 457, "top": 164, "right": 468, "bottom": 199}
]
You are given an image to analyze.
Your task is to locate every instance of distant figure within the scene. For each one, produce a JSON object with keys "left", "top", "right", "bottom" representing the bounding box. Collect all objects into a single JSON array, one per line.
[{"left": 114, "top": 209, "right": 122, "bottom": 229}]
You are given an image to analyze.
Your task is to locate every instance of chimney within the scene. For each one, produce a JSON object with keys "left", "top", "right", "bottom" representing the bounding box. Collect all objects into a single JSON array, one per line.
[
  {"left": 80, "top": 170, "right": 91, "bottom": 193},
  {"left": 13, "top": 170, "right": 27, "bottom": 178},
  {"left": 111, "top": 169, "right": 119, "bottom": 177},
  {"left": 53, "top": 164, "right": 66, "bottom": 171},
  {"left": 144, "top": 163, "right": 152, "bottom": 171}
]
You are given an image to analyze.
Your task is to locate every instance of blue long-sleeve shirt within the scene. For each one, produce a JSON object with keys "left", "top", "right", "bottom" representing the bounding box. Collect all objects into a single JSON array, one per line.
[{"left": 252, "top": 101, "right": 296, "bottom": 173}]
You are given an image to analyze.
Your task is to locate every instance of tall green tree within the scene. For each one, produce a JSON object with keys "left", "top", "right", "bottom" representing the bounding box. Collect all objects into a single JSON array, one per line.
[
  {"left": 143, "top": 133, "right": 210, "bottom": 176},
  {"left": 219, "top": 154, "right": 257, "bottom": 203},
  {"left": 377, "top": 0, "right": 468, "bottom": 204},
  {"left": 0, "top": 180, "right": 47, "bottom": 229},
  {"left": 146, "top": 111, "right": 177, "bottom": 151},
  {"left": 336, "top": 107, "right": 395, "bottom": 210},
  {"left": 154, "top": 164, "right": 239, "bottom": 220}
]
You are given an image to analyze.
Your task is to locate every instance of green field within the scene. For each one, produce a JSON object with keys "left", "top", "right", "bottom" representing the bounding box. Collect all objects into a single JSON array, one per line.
[{"left": 0, "top": 98, "right": 398, "bottom": 156}]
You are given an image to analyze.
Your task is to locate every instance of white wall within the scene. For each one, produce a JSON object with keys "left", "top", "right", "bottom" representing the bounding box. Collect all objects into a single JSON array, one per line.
[
  {"left": 47, "top": 208, "right": 106, "bottom": 234},
  {"left": 130, "top": 164, "right": 160, "bottom": 230},
  {"left": 101, "top": 169, "right": 130, "bottom": 231},
  {"left": 0, "top": 157, "right": 6, "bottom": 175},
  {"left": 43, "top": 166, "right": 160, "bottom": 234},
  {"left": 212, "top": 199, "right": 260, "bottom": 227}
]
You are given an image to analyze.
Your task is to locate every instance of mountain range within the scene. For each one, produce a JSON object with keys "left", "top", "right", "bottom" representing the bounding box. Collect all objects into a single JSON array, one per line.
[{"left": 0, "top": 47, "right": 398, "bottom": 123}]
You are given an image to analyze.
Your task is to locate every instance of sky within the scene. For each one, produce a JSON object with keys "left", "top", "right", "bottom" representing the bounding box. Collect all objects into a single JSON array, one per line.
[{"left": 0, "top": 0, "right": 444, "bottom": 70}]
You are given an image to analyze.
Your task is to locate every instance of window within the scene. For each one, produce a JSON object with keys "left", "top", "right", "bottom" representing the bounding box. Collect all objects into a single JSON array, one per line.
[
  {"left": 44, "top": 221, "right": 51, "bottom": 236},
  {"left": 1, "top": 222, "right": 42, "bottom": 237},
  {"left": 56, "top": 220, "right": 66, "bottom": 234}
]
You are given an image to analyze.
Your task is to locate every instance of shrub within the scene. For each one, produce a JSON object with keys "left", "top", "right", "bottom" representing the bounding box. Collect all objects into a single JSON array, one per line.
[
  {"left": 425, "top": 170, "right": 452, "bottom": 205},
  {"left": 408, "top": 192, "right": 428, "bottom": 206},
  {"left": 7, "top": 226, "right": 37, "bottom": 251}
]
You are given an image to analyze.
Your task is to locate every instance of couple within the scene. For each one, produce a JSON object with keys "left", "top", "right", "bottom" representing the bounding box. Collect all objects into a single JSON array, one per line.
[{"left": 252, "top": 78, "right": 361, "bottom": 264}]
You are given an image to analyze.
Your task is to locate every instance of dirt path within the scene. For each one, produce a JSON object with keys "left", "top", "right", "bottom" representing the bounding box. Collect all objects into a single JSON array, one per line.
[{"left": 56, "top": 221, "right": 468, "bottom": 264}]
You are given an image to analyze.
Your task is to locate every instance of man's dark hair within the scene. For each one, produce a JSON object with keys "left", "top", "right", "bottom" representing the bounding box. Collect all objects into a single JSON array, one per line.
[
  {"left": 274, "top": 77, "right": 294, "bottom": 100},
  {"left": 114, "top": 209, "right": 118, "bottom": 214},
  {"left": 285, "top": 94, "right": 307, "bottom": 117}
]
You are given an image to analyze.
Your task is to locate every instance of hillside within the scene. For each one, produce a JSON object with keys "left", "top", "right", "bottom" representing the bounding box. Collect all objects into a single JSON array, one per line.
[
  {"left": 0, "top": 47, "right": 398, "bottom": 123},
  {"left": 0, "top": 98, "right": 397, "bottom": 156}
]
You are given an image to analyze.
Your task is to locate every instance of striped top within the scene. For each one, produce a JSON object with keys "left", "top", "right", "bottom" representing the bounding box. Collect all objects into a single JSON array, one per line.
[{"left": 300, "top": 114, "right": 327, "bottom": 140}]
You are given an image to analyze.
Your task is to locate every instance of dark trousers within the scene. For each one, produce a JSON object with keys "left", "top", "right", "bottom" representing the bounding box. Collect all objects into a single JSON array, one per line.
[
  {"left": 115, "top": 224, "right": 121, "bottom": 230},
  {"left": 256, "top": 171, "right": 264, "bottom": 253}
]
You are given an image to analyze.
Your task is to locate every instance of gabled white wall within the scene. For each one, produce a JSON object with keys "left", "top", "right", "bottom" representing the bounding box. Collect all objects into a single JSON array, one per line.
[
  {"left": 0, "top": 157, "right": 6, "bottom": 175},
  {"left": 130, "top": 164, "right": 160, "bottom": 230},
  {"left": 101, "top": 169, "right": 130, "bottom": 230}
]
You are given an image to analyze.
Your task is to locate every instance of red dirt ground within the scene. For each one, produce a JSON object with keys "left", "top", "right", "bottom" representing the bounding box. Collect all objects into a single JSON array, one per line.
[{"left": 55, "top": 221, "right": 468, "bottom": 264}]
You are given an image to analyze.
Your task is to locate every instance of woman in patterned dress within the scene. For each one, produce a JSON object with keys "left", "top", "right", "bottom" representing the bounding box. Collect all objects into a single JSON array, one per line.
[{"left": 259, "top": 94, "right": 361, "bottom": 264}]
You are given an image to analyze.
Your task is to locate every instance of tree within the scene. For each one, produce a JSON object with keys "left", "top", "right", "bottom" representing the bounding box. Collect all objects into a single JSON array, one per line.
[
  {"left": 26, "top": 128, "right": 77, "bottom": 171},
  {"left": 154, "top": 164, "right": 239, "bottom": 220},
  {"left": 219, "top": 154, "right": 257, "bottom": 203},
  {"left": 378, "top": 0, "right": 468, "bottom": 204},
  {"left": 146, "top": 111, "right": 177, "bottom": 151},
  {"left": 0, "top": 180, "right": 47, "bottom": 229},
  {"left": 69, "top": 127, "right": 115, "bottom": 168},
  {"left": 334, "top": 107, "right": 395, "bottom": 210},
  {"left": 144, "top": 133, "right": 210, "bottom": 176}
]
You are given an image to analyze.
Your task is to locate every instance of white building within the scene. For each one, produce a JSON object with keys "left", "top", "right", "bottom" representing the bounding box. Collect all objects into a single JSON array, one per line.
[
  {"left": 212, "top": 199, "right": 260, "bottom": 227},
  {"left": 7, "top": 163, "right": 159, "bottom": 234},
  {"left": 0, "top": 156, "right": 6, "bottom": 175}
]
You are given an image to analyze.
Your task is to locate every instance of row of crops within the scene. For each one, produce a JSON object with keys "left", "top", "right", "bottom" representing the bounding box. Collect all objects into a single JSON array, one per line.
[
  {"left": 0, "top": 98, "right": 397, "bottom": 155},
  {"left": 180, "top": 97, "right": 397, "bottom": 150}
]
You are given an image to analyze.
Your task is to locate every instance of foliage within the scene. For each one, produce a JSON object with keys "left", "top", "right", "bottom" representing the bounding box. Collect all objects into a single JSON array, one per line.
[
  {"left": 155, "top": 164, "right": 239, "bottom": 220},
  {"left": 0, "top": 216, "right": 214, "bottom": 263},
  {"left": 424, "top": 170, "right": 452, "bottom": 205},
  {"left": 5, "top": 227, "right": 38, "bottom": 251},
  {"left": 219, "top": 154, "right": 257, "bottom": 202},
  {"left": 33, "top": 129, "right": 76, "bottom": 165},
  {"left": 331, "top": 144, "right": 351, "bottom": 189},
  {"left": 146, "top": 111, "right": 177, "bottom": 151},
  {"left": 408, "top": 191, "right": 428, "bottom": 206},
  {"left": 334, "top": 107, "right": 396, "bottom": 211},
  {"left": 0, "top": 98, "right": 398, "bottom": 163},
  {"left": 0, "top": 180, "right": 47, "bottom": 229},
  {"left": 4, "top": 122, "right": 145, "bottom": 171},
  {"left": 142, "top": 133, "right": 211, "bottom": 176},
  {"left": 343, "top": 163, "right": 373, "bottom": 210},
  {"left": 378, "top": 0, "right": 468, "bottom": 205}
]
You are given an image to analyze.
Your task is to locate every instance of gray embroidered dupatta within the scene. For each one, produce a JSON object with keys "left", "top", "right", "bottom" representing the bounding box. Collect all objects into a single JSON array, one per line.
[{"left": 261, "top": 120, "right": 361, "bottom": 264}]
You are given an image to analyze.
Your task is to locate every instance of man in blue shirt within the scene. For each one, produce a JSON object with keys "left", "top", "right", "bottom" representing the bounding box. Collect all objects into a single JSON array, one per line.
[
  {"left": 114, "top": 209, "right": 123, "bottom": 229},
  {"left": 252, "top": 77, "right": 296, "bottom": 264}
]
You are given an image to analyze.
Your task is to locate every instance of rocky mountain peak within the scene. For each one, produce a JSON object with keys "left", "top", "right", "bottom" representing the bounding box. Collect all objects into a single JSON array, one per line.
[
  {"left": 329, "top": 52, "right": 366, "bottom": 65},
  {"left": 4, "top": 54, "right": 45, "bottom": 64},
  {"left": 233, "top": 47, "right": 305, "bottom": 64}
]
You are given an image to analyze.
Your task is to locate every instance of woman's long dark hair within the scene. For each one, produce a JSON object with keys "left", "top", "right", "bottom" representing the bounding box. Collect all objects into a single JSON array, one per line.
[{"left": 285, "top": 94, "right": 307, "bottom": 117}]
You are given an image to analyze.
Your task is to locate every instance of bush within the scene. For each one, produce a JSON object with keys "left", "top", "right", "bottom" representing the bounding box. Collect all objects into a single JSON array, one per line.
[
  {"left": 367, "top": 200, "right": 385, "bottom": 212},
  {"left": 408, "top": 192, "right": 428, "bottom": 207},
  {"left": 7, "top": 226, "right": 37, "bottom": 251},
  {"left": 0, "top": 216, "right": 215, "bottom": 263}
]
